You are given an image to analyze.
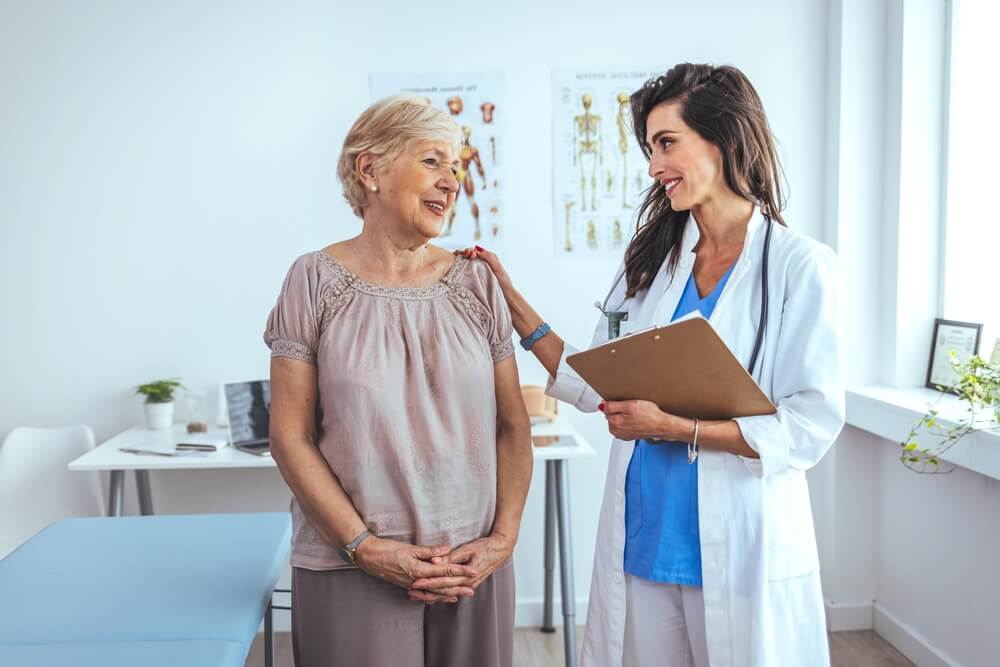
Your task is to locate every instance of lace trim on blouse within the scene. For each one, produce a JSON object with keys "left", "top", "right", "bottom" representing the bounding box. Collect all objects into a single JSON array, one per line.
[
  {"left": 446, "top": 284, "right": 510, "bottom": 362},
  {"left": 491, "top": 337, "right": 515, "bottom": 362},
  {"left": 318, "top": 274, "right": 356, "bottom": 333},
  {"left": 269, "top": 339, "right": 316, "bottom": 364},
  {"left": 300, "top": 251, "right": 512, "bottom": 361},
  {"left": 314, "top": 251, "right": 467, "bottom": 300}
]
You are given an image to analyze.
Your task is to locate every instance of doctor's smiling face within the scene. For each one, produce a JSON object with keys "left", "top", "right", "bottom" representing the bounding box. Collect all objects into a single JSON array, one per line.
[
  {"left": 645, "top": 101, "right": 728, "bottom": 212},
  {"left": 623, "top": 64, "right": 785, "bottom": 298}
]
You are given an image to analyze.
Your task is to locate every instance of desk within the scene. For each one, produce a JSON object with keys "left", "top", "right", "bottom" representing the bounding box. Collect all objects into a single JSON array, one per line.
[
  {"left": 70, "top": 418, "right": 595, "bottom": 667},
  {"left": 0, "top": 513, "right": 291, "bottom": 667}
]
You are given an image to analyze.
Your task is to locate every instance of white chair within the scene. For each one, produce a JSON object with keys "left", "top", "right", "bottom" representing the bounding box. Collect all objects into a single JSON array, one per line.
[{"left": 0, "top": 425, "right": 104, "bottom": 559}]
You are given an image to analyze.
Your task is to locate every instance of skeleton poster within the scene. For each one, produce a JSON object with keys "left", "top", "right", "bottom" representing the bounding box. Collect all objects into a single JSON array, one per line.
[
  {"left": 369, "top": 71, "right": 506, "bottom": 248},
  {"left": 551, "top": 68, "right": 664, "bottom": 257}
]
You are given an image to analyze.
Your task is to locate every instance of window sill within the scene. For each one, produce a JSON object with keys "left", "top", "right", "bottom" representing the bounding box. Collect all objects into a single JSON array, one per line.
[{"left": 846, "top": 386, "right": 1000, "bottom": 481}]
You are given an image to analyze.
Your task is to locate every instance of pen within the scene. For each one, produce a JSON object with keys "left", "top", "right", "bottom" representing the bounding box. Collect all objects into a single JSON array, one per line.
[{"left": 119, "top": 447, "right": 182, "bottom": 457}]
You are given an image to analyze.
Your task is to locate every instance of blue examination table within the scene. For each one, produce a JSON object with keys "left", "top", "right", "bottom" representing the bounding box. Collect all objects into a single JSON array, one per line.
[{"left": 0, "top": 512, "right": 291, "bottom": 667}]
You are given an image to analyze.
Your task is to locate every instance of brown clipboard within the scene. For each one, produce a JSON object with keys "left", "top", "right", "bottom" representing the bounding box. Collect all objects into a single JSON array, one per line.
[{"left": 566, "top": 316, "right": 776, "bottom": 420}]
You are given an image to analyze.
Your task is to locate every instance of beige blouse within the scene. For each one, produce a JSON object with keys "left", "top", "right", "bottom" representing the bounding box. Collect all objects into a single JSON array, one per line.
[{"left": 264, "top": 251, "right": 515, "bottom": 570}]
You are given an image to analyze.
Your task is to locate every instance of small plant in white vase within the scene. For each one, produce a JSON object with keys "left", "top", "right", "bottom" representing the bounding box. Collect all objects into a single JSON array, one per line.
[{"left": 136, "top": 379, "right": 184, "bottom": 430}]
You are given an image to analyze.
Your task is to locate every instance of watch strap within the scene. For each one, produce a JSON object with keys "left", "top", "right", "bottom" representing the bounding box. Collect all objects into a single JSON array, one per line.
[
  {"left": 520, "top": 322, "right": 551, "bottom": 351},
  {"left": 339, "top": 529, "right": 371, "bottom": 566}
]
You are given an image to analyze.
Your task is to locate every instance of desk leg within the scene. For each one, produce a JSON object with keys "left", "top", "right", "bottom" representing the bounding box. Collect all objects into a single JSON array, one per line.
[
  {"left": 264, "top": 600, "right": 274, "bottom": 667},
  {"left": 108, "top": 470, "right": 124, "bottom": 517},
  {"left": 554, "top": 460, "right": 577, "bottom": 667},
  {"left": 542, "top": 461, "right": 556, "bottom": 633},
  {"left": 135, "top": 470, "right": 154, "bottom": 515}
]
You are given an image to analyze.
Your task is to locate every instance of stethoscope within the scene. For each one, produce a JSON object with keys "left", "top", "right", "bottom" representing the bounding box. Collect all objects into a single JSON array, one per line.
[{"left": 594, "top": 215, "right": 774, "bottom": 379}]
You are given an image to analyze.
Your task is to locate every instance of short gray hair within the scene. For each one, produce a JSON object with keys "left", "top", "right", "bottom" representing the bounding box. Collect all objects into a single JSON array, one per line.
[{"left": 337, "top": 94, "right": 462, "bottom": 217}]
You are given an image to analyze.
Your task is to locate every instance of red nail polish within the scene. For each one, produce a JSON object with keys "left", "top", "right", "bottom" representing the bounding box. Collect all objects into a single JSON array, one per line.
[
  {"left": 474, "top": 245, "right": 485, "bottom": 252},
  {"left": 598, "top": 402, "right": 605, "bottom": 412}
]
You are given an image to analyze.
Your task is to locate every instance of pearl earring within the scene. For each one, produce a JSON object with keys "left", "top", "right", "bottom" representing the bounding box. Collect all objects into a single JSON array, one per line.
[{"left": 370, "top": 185, "right": 378, "bottom": 192}]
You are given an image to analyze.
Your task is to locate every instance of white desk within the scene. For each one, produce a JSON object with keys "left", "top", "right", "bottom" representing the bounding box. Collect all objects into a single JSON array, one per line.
[{"left": 69, "top": 418, "right": 595, "bottom": 667}]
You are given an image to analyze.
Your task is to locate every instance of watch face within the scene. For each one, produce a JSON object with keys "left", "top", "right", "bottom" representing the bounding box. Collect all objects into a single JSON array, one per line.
[{"left": 337, "top": 547, "right": 354, "bottom": 565}]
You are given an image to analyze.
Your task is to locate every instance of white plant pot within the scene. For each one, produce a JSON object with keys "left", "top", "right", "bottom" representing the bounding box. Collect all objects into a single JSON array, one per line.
[{"left": 144, "top": 401, "right": 175, "bottom": 430}]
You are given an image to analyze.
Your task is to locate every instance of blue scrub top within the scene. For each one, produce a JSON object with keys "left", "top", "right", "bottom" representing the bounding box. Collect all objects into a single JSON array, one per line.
[{"left": 623, "top": 261, "right": 736, "bottom": 586}]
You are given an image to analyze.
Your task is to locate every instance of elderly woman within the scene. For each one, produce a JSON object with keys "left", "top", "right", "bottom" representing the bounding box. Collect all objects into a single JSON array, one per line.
[{"left": 264, "top": 95, "right": 532, "bottom": 667}]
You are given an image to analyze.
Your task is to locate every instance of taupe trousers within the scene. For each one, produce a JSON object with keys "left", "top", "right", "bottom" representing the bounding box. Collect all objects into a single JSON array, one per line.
[{"left": 291, "top": 560, "right": 515, "bottom": 667}]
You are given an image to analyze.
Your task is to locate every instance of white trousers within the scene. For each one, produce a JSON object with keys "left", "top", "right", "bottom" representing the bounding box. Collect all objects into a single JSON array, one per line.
[{"left": 623, "top": 574, "right": 710, "bottom": 667}]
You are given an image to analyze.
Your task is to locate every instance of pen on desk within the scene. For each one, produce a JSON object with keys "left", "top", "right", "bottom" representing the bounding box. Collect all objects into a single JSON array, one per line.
[{"left": 118, "top": 447, "right": 181, "bottom": 457}]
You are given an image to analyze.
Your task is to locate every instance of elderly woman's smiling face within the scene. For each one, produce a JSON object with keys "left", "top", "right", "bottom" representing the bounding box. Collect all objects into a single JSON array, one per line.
[{"left": 373, "top": 139, "right": 460, "bottom": 240}]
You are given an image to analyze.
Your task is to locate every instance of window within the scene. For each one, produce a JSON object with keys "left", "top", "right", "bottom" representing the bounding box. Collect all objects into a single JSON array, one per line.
[{"left": 941, "top": 0, "right": 1000, "bottom": 357}]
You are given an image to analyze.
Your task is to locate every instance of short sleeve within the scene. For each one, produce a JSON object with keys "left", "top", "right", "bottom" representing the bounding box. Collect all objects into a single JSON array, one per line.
[
  {"left": 263, "top": 254, "right": 320, "bottom": 364},
  {"left": 463, "top": 259, "right": 515, "bottom": 363},
  {"left": 486, "top": 273, "right": 515, "bottom": 363}
]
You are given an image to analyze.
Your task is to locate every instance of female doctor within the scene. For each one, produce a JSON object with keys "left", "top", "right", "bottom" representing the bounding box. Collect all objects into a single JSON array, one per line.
[{"left": 458, "top": 63, "right": 845, "bottom": 666}]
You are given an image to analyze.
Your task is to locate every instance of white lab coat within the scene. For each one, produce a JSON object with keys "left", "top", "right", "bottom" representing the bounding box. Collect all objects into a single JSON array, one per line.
[{"left": 546, "top": 208, "right": 845, "bottom": 667}]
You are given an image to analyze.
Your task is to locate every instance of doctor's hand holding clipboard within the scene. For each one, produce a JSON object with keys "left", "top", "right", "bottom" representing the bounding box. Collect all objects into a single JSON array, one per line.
[{"left": 458, "top": 63, "right": 845, "bottom": 667}]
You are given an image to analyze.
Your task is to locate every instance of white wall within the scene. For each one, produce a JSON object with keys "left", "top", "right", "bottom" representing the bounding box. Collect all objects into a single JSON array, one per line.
[
  {"left": 1, "top": 0, "right": 830, "bottom": 629},
  {"left": 821, "top": 424, "right": 1000, "bottom": 667}
]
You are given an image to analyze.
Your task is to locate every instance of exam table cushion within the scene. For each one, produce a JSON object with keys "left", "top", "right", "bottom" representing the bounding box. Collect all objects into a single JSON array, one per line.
[{"left": 0, "top": 513, "right": 291, "bottom": 666}]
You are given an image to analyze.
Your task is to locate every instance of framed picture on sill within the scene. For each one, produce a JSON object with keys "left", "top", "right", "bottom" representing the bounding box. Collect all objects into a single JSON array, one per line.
[{"left": 926, "top": 318, "right": 982, "bottom": 392}]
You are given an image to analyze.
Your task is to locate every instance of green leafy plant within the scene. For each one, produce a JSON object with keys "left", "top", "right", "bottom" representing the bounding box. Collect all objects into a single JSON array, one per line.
[
  {"left": 901, "top": 353, "right": 1000, "bottom": 473},
  {"left": 136, "top": 378, "right": 184, "bottom": 404}
]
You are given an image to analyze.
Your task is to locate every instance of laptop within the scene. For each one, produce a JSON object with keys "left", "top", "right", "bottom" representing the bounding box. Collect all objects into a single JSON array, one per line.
[{"left": 223, "top": 379, "right": 272, "bottom": 456}]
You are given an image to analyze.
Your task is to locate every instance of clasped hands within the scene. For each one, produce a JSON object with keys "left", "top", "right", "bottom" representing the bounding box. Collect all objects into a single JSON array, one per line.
[{"left": 354, "top": 531, "right": 514, "bottom": 605}]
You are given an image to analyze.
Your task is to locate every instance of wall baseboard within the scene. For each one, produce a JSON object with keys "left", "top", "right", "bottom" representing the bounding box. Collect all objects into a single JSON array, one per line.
[
  {"left": 873, "top": 603, "right": 958, "bottom": 667},
  {"left": 515, "top": 597, "right": 588, "bottom": 628},
  {"left": 825, "top": 599, "right": 874, "bottom": 631}
]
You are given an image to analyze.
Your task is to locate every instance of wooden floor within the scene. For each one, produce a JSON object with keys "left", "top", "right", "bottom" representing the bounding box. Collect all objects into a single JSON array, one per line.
[{"left": 247, "top": 627, "right": 913, "bottom": 666}]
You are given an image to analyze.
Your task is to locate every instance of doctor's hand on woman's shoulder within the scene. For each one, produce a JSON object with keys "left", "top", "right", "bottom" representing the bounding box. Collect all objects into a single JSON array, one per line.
[
  {"left": 456, "top": 246, "right": 515, "bottom": 297},
  {"left": 457, "top": 246, "right": 566, "bottom": 380}
]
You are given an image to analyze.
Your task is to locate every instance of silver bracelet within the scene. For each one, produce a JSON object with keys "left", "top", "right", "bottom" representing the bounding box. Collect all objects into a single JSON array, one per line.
[{"left": 687, "top": 418, "right": 700, "bottom": 464}]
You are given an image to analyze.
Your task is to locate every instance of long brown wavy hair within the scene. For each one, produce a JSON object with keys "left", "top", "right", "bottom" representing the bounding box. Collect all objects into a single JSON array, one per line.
[{"left": 624, "top": 63, "right": 787, "bottom": 298}]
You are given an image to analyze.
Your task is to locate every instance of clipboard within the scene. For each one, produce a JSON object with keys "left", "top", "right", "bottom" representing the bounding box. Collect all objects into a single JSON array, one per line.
[{"left": 566, "top": 315, "right": 776, "bottom": 420}]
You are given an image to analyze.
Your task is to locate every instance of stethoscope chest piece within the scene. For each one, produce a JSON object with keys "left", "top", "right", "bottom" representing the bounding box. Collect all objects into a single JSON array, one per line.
[{"left": 594, "top": 300, "right": 629, "bottom": 340}]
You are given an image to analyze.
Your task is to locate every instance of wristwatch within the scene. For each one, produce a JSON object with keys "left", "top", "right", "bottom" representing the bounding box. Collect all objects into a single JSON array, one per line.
[{"left": 337, "top": 529, "right": 372, "bottom": 566}]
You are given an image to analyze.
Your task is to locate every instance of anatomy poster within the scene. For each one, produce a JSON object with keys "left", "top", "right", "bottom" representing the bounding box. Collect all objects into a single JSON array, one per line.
[
  {"left": 370, "top": 71, "right": 506, "bottom": 248},
  {"left": 552, "top": 68, "right": 664, "bottom": 257}
]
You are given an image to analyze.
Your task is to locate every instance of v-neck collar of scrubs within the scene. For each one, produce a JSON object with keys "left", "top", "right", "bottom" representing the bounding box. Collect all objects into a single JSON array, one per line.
[{"left": 673, "top": 260, "right": 738, "bottom": 321}]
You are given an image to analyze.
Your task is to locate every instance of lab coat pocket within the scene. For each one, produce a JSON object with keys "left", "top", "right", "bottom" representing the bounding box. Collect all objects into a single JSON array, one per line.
[{"left": 765, "top": 471, "right": 820, "bottom": 581}]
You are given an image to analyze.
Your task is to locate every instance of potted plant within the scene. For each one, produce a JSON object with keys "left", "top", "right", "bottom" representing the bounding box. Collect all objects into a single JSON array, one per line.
[
  {"left": 136, "top": 379, "right": 184, "bottom": 430},
  {"left": 901, "top": 353, "right": 1000, "bottom": 473}
]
